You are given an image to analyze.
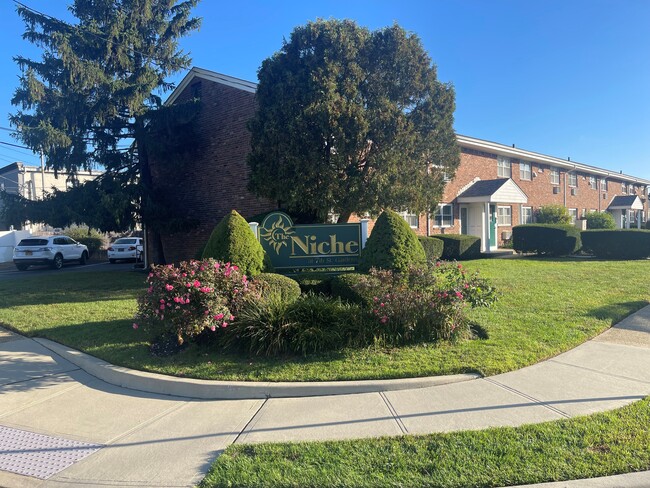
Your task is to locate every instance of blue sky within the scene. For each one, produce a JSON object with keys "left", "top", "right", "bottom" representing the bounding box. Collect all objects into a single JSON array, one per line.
[{"left": 0, "top": 0, "right": 649, "bottom": 178}]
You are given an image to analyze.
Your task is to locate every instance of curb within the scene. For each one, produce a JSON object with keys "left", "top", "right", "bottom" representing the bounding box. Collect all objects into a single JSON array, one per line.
[{"left": 34, "top": 337, "right": 481, "bottom": 400}]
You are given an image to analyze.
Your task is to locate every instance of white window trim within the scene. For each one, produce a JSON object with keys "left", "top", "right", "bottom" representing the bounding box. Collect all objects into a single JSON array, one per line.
[
  {"left": 398, "top": 210, "right": 419, "bottom": 229},
  {"left": 520, "top": 206, "right": 533, "bottom": 224},
  {"left": 497, "top": 156, "right": 511, "bottom": 178},
  {"left": 568, "top": 173, "right": 577, "bottom": 187},
  {"left": 432, "top": 204, "right": 453, "bottom": 228},
  {"left": 519, "top": 162, "right": 532, "bottom": 181},
  {"left": 550, "top": 166, "right": 560, "bottom": 185},
  {"left": 568, "top": 208, "right": 578, "bottom": 224},
  {"left": 497, "top": 206, "right": 512, "bottom": 226},
  {"left": 589, "top": 176, "right": 597, "bottom": 189}
]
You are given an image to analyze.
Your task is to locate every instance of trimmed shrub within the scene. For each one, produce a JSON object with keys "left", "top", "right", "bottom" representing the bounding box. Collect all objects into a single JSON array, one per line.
[
  {"left": 202, "top": 210, "right": 266, "bottom": 276},
  {"left": 536, "top": 205, "right": 572, "bottom": 224},
  {"left": 63, "top": 226, "right": 104, "bottom": 257},
  {"left": 513, "top": 224, "right": 582, "bottom": 256},
  {"left": 581, "top": 230, "right": 650, "bottom": 259},
  {"left": 418, "top": 236, "right": 444, "bottom": 262},
  {"left": 330, "top": 273, "right": 374, "bottom": 305},
  {"left": 585, "top": 211, "right": 616, "bottom": 230},
  {"left": 254, "top": 273, "right": 301, "bottom": 303},
  {"left": 294, "top": 272, "right": 333, "bottom": 295},
  {"left": 359, "top": 210, "right": 426, "bottom": 272},
  {"left": 437, "top": 234, "right": 481, "bottom": 260}
]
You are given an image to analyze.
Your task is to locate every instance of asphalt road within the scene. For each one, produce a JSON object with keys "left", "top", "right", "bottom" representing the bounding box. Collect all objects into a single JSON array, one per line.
[{"left": 0, "top": 261, "right": 136, "bottom": 282}]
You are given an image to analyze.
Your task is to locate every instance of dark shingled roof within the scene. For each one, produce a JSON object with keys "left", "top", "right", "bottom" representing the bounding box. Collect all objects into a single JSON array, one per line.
[
  {"left": 456, "top": 179, "right": 510, "bottom": 199},
  {"left": 608, "top": 195, "right": 640, "bottom": 208}
]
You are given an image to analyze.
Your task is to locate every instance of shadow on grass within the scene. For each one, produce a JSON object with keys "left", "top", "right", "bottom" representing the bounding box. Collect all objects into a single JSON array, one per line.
[{"left": 588, "top": 300, "right": 650, "bottom": 326}]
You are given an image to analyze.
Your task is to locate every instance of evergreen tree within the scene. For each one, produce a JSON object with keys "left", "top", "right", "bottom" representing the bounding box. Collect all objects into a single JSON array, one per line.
[
  {"left": 248, "top": 20, "right": 459, "bottom": 223},
  {"left": 9, "top": 0, "right": 200, "bottom": 239}
]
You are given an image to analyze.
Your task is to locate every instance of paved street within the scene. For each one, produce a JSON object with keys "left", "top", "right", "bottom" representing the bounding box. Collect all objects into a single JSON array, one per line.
[{"left": 0, "top": 307, "right": 649, "bottom": 487}]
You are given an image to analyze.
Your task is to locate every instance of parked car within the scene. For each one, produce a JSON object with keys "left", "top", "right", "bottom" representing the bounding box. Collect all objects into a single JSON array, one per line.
[
  {"left": 107, "top": 237, "right": 143, "bottom": 263},
  {"left": 13, "top": 236, "right": 89, "bottom": 271}
]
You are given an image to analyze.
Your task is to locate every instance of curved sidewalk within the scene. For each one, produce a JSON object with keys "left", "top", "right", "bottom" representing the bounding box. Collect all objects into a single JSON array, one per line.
[{"left": 0, "top": 305, "right": 649, "bottom": 487}]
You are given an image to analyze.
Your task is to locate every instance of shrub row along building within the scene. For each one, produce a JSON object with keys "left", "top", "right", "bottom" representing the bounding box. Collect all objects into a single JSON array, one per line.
[{"left": 147, "top": 67, "right": 650, "bottom": 262}]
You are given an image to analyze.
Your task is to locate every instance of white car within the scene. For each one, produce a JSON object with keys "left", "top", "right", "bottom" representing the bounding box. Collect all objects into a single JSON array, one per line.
[
  {"left": 107, "top": 237, "right": 143, "bottom": 263},
  {"left": 13, "top": 236, "right": 89, "bottom": 271}
]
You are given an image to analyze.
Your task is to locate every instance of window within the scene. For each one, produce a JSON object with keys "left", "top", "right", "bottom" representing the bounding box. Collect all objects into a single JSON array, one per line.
[
  {"left": 568, "top": 173, "right": 577, "bottom": 187},
  {"left": 399, "top": 211, "right": 419, "bottom": 229},
  {"left": 600, "top": 178, "right": 608, "bottom": 191},
  {"left": 622, "top": 183, "right": 627, "bottom": 194},
  {"left": 497, "top": 206, "right": 512, "bottom": 226},
  {"left": 520, "top": 206, "right": 533, "bottom": 224},
  {"left": 550, "top": 167, "right": 560, "bottom": 185},
  {"left": 589, "top": 176, "right": 597, "bottom": 189},
  {"left": 497, "top": 156, "right": 511, "bottom": 178},
  {"left": 519, "top": 161, "right": 531, "bottom": 180},
  {"left": 568, "top": 208, "right": 578, "bottom": 224},
  {"left": 433, "top": 204, "right": 453, "bottom": 227},
  {"left": 581, "top": 208, "right": 587, "bottom": 218}
]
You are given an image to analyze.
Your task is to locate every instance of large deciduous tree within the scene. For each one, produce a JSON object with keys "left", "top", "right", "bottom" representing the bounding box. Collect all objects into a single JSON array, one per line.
[
  {"left": 248, "top": 20, "right": 460, "bottom": 223},
  {"left": 9, "top": 0, "right": 200, "bottom": 237}
]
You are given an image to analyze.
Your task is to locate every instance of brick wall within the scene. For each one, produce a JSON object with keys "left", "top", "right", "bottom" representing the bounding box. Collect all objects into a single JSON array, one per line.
[{"left": 148, "top": 78, "right": 276, "bottom": 263}]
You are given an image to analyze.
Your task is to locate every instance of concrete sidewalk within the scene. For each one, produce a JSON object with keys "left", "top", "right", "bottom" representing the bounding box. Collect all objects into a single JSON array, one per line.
[{"left": 0, "top": 306, "right": 649, "bottom": 487}]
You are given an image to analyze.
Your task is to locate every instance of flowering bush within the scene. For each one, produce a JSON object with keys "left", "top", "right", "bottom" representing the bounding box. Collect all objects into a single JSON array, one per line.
[
  {"left": 134, "top": 259, "right": 256, "bottom": 345},
  {"left": 351, "top": 262, "right": 497, "bottom": 343}
]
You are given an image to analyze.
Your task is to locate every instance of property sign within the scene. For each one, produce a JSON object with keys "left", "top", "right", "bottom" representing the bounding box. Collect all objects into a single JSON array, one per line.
[{"left": 258, "top": 212, "right": 361, "bottom": 271}]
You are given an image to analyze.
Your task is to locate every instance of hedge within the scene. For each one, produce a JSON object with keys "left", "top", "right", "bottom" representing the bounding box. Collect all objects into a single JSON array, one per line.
[
  {"left": 418, "top": 236, "right": 444, "bottom": 262},
  {"left": 436, "top": 234, "right": 481, "bottom": 260},
  {"left": 581, "top": 230, "right": 650, "bottom": 259},
  {"left": 330, "top": 273, "right": 371, "bottom": 305},
  {"left": 512, "top": 224, "right": 581, "bottom": 256}
]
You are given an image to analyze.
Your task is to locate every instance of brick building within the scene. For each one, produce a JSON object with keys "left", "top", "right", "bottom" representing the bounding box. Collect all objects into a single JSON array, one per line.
[{"left": 147, "top": 67, "right": 650, "bottom": 262}]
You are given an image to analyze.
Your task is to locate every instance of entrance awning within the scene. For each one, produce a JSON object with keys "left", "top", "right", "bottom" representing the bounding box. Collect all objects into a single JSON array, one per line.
[
  {"left": 607, "top": 195, "right": 644, "bottom": 210},
  {"left": 456, "top": 178, "right": 528, "bottom": 204}
]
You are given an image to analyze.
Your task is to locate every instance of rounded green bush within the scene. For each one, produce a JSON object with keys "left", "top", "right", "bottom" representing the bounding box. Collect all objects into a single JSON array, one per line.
[
  {"left": 536, "top": 205, "right": 572, "bottom": 224},
  {"left": 359, "top": 210, "right": 426, "bottom": 272},
  {"left": 585, "top": 211, "right": 616, "bottom": 230},
  {"left": 254, "top": 273, "right": 302, "bottom": 303},
  {"left": 202, "top": 210, "right": 266, "bottom": 276}
]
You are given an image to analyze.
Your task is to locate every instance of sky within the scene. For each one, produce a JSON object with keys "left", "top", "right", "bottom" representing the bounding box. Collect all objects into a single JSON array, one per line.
[{"left": 0, "top": 0, "right": 649, "bottom": 178}]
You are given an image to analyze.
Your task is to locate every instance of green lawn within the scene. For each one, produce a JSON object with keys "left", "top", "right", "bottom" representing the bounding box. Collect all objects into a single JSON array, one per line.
[
  {"left": 0, "top": 258, "right": 648, "bottom": 381},
  {"left": 200, "top": 397, "right": 650, "bottom": 488}
]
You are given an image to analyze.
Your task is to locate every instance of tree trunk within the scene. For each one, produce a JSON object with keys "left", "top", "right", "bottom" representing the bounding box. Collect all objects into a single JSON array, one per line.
[{"left": 337, "top": 210, "right": 353, "bottom": 223}]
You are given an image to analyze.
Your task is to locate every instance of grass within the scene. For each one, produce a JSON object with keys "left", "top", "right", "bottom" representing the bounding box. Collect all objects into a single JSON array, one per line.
[
  {"left": 0, "top": 258, "right": 648, "bottom": 382},
  {"left": 199, "top": 397, "right": 650, "bottom": 488}
]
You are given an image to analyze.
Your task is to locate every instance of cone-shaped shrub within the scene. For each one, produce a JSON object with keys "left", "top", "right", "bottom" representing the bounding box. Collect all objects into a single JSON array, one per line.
[
  {"left": 359, "top": 210, "right": 426, "bottom": 272},
  {"left": 202, "top": 210, "right": 266, "bottom": 276}
]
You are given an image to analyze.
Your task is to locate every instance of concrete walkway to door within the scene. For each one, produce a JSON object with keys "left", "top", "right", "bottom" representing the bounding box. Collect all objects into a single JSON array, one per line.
[{"left": 0, "top": 306, "right": 649, "bottom": 487}]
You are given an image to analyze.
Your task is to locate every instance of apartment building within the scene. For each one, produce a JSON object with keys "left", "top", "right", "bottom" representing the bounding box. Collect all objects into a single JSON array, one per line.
[{"left": 147, "top": 67, "right": 650, "bottom": 262}]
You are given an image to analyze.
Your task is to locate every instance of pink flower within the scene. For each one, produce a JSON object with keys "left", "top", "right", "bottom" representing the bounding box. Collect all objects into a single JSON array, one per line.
[
  {"left": 160, "top": 304, "right": 165, "bottom": 310},
  {"left": 455, "top": 291, "right": 463, "bottom": 298},
  {"left": 132, "top": 323, "right": 139, "bottom": 330},
  {"left": 214, "top": 262, "right": 220, "bottom": 269},
  {"left": 200, "top": 266, "right": 205, "bottom": 271},
  {"left": 380, "top": 303, "right": 385, "bottom": 307},
  {"left": 229, "top": 315, "right": 235, "bottom": 321},
  {"left": 147, "top": 286, "right": 153, "bottom": 294},
  {"left": 165, "top": 284, "right": 174, "bottom": 291},
  {"left": 193, "top": 280, "right": 201, "bottom": 288},
  {"left": 232, "top": 265, "right": 239, "bottom": 271},
  {"left": 380, "top": 316, "right": 388, "bottom": 324},
  {"left": 221, "top": 321, "right": 228, "bottom": 328},
  {"left": 214, "top": 313, "right": 224, "bottom": 320},
  {"left": 204, "top": 310, "right": 210, "bottom": 315},
  {"left": 210, "top": 325, "right": 216, "bottom": 332},
  {"left": 182, "top": 273, "right": 187, "bottom": 277},
  {"left": 159, "top": 299, "right": 165, "bottom": 304},
  {"left": 174, "top": 297, "right": 180, "bottom": 303},
  {"left": 373, "top": 297, "right": 379, "bottom": 302},
  {"left": 464, "top": 283, "right": 469, "bottom": 289}
]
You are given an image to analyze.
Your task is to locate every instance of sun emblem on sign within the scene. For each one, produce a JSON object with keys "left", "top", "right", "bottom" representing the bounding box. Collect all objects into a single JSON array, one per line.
[{"left": 260, "top": 215, "right": 295, "bottom": 255}]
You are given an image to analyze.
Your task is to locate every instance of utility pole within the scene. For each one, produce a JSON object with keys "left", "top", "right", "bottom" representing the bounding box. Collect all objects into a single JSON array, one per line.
[{"left": 40, "top": 151, "right": 46, "bottom": 199}]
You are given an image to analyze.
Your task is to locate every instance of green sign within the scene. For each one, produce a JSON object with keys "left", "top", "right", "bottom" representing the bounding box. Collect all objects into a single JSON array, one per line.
[{"left": 259, "top": 212, "right": 361, "bottom": 270}]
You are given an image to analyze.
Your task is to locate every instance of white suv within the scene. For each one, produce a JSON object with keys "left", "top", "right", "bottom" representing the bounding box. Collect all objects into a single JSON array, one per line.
[{"left": 13, "top": 236, "right": 89, "bottom": 271}]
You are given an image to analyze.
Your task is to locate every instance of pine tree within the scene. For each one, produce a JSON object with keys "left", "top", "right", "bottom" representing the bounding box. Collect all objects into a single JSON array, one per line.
[{"left": 9, "top": 0, "right": 200, "bottom": 239}]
